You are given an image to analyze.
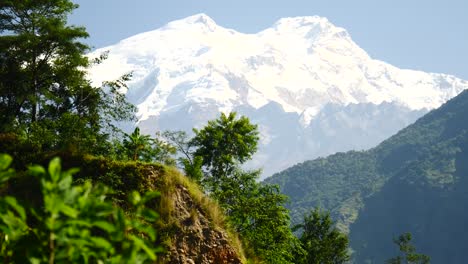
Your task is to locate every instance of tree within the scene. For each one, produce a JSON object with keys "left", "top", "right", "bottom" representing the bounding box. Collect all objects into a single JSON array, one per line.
[
  {"left": 213, "top": 169, "right": 303, "bottom": 264},
  {"left": 387, "top": 233, "right": 430, "bottom": 264},
  {"left": 122, "top": 127, "right": 153, "bottom": 161},
  {"left": 188, "top": 113, "right": 300, "bottom": 263},
  {"left": 0, "top": 0, "right": 88, "bottom": 125},
  {"left": 0, "top": 154, "right": 161, "bottom": 263},
  {"left": 0, "top": 0, "right": 135, "bottom": 153},
  {"left": 159, "top": 130, "right": 202, "bottom": 182},
  {"left": 191, "top": 112, "right": 259, "bottom": 191},
  {"left": 293, "top": 208, "right": 350, "bottom": 264},
  {"left": 121, "top": 127, "right": 176, "bottom": 164}
]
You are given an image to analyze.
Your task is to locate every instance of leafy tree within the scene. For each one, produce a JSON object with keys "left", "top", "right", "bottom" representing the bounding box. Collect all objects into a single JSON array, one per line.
[
  {"left": 0, "top": 0, "right": 135, "bottom": 153},
  {"left": 188, "top": 113, "right": 300, "bottom": 262},
  {"left": 159, "top": 130, "right": 202, "bottom": 182},
  {"left": 293, "top": 208, "right": 350, "bottom": 264},
  {"left": 123, "top": 127, "right": 153, "bottom": 161},
  {"left": 180, "top": 155, "right": 203, "bottom": 183},
  {"left": 121, "top": 127, "right": 176, "bottom": 164},
  {"left": 213, "top": 169, "right": 303, "bottom": 264},
  {"left": 191, "top": 112, "right": 259, "bottom": 191},
  {"left": 387, "top": 233, "right": 430, "bottom": 264},
  {"left": 0, "top": 154, "right": 161, "bottom": 263},
  {"left": 0, "top": 0, "right": 88, "bottom": 125}
]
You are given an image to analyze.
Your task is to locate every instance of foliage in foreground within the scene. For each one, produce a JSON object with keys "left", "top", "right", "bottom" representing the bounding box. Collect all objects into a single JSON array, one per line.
[{"left": 0, "top": 154, "right": 161, "bottom": 263}]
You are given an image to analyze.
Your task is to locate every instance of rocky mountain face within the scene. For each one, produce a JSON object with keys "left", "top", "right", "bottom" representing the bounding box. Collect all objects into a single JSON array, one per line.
[{"left": 88, "top": 13, "right": 468, "bottom": 178}]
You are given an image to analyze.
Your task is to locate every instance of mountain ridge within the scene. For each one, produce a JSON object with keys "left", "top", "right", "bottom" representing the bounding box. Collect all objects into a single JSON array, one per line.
[
  {"left": 87, "top": 14, "right": 468, "bottom": 178},
  {"left": 265, "top": 90, "right": 468, "bottom": 263}
]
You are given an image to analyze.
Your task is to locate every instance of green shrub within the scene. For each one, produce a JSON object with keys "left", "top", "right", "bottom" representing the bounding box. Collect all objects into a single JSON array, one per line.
[{"left": 0, "top": 154, "right": 162, "bottom": 263}]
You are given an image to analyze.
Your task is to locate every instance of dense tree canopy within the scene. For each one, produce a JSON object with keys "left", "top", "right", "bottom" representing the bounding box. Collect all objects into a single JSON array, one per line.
[
  {"left": 0, "top": 0, "right": 135, "bottom": 153},
  {"left": 191, "top": 112, "right": 259, "bottom": 191},
  {"left": 293, "top": 208, "right": 350, "bottom": 264},
  {"left": 212, "top": 169, "right": 303, "bottom": 263}
]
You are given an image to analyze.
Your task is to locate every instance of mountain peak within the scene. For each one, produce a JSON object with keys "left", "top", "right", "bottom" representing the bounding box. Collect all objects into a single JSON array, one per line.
[
  {"left": 274, "top": 15, "right": 330, "bottom": 26},
  {"left": 167, "top": 13, "right": 218, "bottom": 31},
  {"left": 267, "top": 15, "right": 350, "bottom": 42},
  {"left": 184, "top": 13, "right": 216, "bottom": 25},
  {"left": 88, "top": 13, "right": 468, "bottom": 179}
]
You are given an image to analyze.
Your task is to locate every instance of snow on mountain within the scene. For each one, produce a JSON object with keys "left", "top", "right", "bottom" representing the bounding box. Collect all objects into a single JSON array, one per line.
[{"left": 87, "top": 14, "right": 468, "bottom": 178}]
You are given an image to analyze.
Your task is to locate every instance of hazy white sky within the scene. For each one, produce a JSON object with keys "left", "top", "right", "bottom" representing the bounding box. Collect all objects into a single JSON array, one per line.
[{"left": 70, "top": 0, "right": 467, "bottom": 79}]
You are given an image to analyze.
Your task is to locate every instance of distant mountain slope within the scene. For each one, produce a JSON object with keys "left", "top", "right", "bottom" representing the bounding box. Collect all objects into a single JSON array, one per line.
[
  {"left": 265, "top": 90, "right": 468, "bottom": 263},
  {"left": 88, "top": 13, "right": 468, "bottom": 178}
]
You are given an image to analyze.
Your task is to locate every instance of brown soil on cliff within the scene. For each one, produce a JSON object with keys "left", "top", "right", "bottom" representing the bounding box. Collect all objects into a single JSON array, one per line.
[
  {"left": 160, "top": 184, "right": 242, "bottom": 263},
  {"left": 154, "top": 167, "right": 245, "bottom": 264}
]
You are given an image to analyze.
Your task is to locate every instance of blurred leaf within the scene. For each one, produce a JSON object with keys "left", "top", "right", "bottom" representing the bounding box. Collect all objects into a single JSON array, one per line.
[
  {"left": 93, "top": 221, "right": 116, "bottom": 233},
  {"left": 4, "top": 196, "right": 26, "bottom": 220},
  {"left": 28, "top": 164, "right": 46, "bottom": 176},
  {"left": 0, "top": 154, "right": 12, "bottom": 171},
  {"left": 48, "top": 157, "right": 62, "bottom": 182}
]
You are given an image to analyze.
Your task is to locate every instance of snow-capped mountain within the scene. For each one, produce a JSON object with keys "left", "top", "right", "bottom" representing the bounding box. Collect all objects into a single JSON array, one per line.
[{"left": 88, "top": 14, "right": 468, "bottom": 178}]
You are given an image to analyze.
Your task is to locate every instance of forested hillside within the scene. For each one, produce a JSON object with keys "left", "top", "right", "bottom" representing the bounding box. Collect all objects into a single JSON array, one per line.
[{"left": 266, "top": 89, "right": 468, "bottom": 263}]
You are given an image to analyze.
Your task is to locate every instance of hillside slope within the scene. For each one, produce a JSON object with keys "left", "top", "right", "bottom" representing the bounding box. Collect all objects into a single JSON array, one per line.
[
  {"left": 69, "top": 156, "right": 246, "bottom": 264},
  {"left": 265, "top": 90, "right": 468, "bottom": 263},
  {"left": 0, "top": 137, "right": 246, "bottom": 264}
]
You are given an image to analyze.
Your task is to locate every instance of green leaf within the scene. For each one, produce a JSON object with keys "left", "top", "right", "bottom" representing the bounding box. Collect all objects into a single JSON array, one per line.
[
  {"left": 28, "top": 164, "right": 46, "bottom": 177},
  {"left": 29, "top": 257, "right": 41, "bottom": 264},
  {"left": 141, "top": 191, "right": 160, "bottom": 203},
  {"left": 4, "top": 196, "right": 26, "bottom": 220},
  {"left": 131, "top": 235, "right": 157, "bottom": 260},
  {"left": 44, "top": 194, "right": 62, "bottom": 215},
  {"left": 90, "top": 236, "right": 113, "bottom": 250},
  {"left": 60, "top": 204, "right": 79, "bottom": 218},
  {"left": 48, "top": 157, "right": 62, "bottom": 182},
  {"left": 130, "top": 191, "right": 141, "bottom": 206},
  {"left": 0, "top": 154, "right": 12, "bottom": 171},
  {"left": 67, "top": 167, "right": 80, "bottom": 175},
  {"left": 58, "top": 173, "right": 73, "bottom": 189},
  {"left": 139, "top": 208, "right": 159, "bottom": 222},
  {"left": 93, "top": 221, "right": 116, "bottom": 233}
]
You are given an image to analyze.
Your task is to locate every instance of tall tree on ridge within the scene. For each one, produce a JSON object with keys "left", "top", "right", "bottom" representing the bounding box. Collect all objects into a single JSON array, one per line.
[{"left": 191, "top": 112, "right": 259, "bottom": 192}]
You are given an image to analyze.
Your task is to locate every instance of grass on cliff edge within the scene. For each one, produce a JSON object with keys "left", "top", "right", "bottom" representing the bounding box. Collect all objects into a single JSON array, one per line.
[{"left": 57, "top": 154, "right": 249, "bottom": 263}]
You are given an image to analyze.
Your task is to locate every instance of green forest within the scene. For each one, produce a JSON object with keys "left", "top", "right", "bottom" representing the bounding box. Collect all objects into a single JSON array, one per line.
[
  {"left": 2, "top": 0, "right": 467, "bottom": 263},
  {"left": 267, "top": 88, "right": 468, "bottom": 263}
]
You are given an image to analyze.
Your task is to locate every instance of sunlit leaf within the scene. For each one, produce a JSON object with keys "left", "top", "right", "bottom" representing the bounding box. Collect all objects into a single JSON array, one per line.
[
  {"left": 48, "top": 157, "right": 62, "bottom": 182},
  {"left": 0, "top": 154, "right": 12, "bottom": 171}
]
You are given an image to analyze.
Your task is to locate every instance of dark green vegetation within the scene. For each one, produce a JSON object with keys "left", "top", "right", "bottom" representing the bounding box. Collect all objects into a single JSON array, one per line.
[
  {"left": 266, "top": 90, "right": 468, "bottom": 263},
  {"left": 293, "top": 208, "right": 350, "bottom": 264},
  {"left": 0, "top": 0, "right": 135, "bottom": 154},
  {"left": 386, "top": 233, "right": 430, "bottom": 264},
  {"left": 191, "top": 112, "right": 259, "bottom": 192},
  {"left": 187, "top": 112, "right": 303, "bottom": 263},
  {"left": 0, "top": 154, "right": 160, "bottom": 263}
]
